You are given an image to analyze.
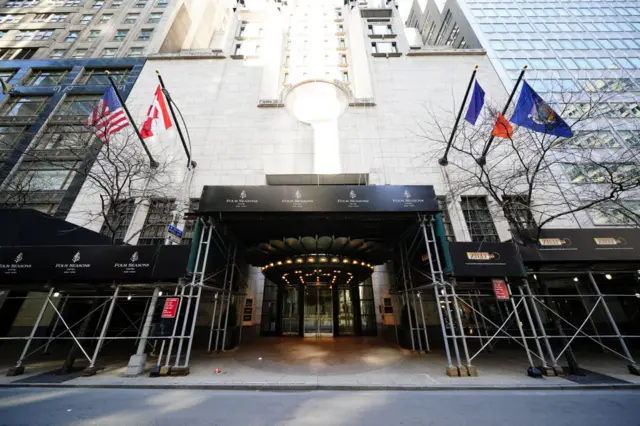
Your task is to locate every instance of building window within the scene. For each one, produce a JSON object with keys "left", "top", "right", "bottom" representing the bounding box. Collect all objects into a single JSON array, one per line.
[
  {"left": 156, "top": 0, "right": 167, "bottom": 7},
  {"left": 133, "top": 0, "right": 147, "bottom": 7},
  {"left": 93, "top": 0, "right": 104, "bottom": 8},
  {"left": 112, "top": 29, "right": 129, "bottom": 41},
  {"left": 110, "top": 0, "right": 122, "bottom": 6},
  {"left": 137, "top": 28, "right": 153, "bottom": 40},
  {"left": 9, "top": 161, "right": 77, "bottom": 192},
  {"left": 181, "top": 198, "right": 200, "bottom": 245},
  {"left": 71, "top": 49, "right": 87, "bottom": 58},
  {"left": 590, "top": 200, "right": 640, "bottom": 226},
  {"left": 147, "top": 12, "right": 162, "bottom": 23},
  {"left": 49, "top": 49, "right": 66, "bottom": 58},
  {"left": 0, "top": 126, "right": 28, "bottom": 156},
  {"left": 620, "top": 131, "right": 640, "bottom": 148},
  {"left": 98, "top": 13, "right": 112, "bottom": 23},
  {"left": 445, "top": 23, "right": 460, "bottom": 46},
  {"left": 32, "top": 13, "right": 49, "bottom": 22},
  {"left": 101, "top": 48, "right": 117, "bottom": 57},
  {"left": 0, "top": 14, "right": 23, "bottom": 23},
  {"left": 5, "top": 1, "right": 39, "bottom": 6},
  {"left": 22, "top": 69, "right": 69, "bottom": 86},
  {"left": 128, "top": 47, "right": 143, "bottom": 57},
  {"left": 78, "top": 68, "right": 130, "bottom": 85},
  {"left": 502, "top": 195, "right": 535, "bottom": 230},
  {"left": 341, "top": 71, "right": 348, "bottom": 82},
  {"left": 14, "top": 30, "right": 35, "bottom": 41},
  {"left": 436, "top": 196, "right": 456, "bottom": 242},
  {"left": 55, "top": 95, "right": 102, "bottom": 116},
  {"left": 557, "top": 131, "right": 620, "bottom": 149},
  {"left": 434, "top": 10, "right": 452, "bottom": 45},
  {"left": 461, "top": 196, "right": 499, "bottom": 242},
  {"left": 0, "top": 96, "right": 49, "bottom": 117},
  {"left": 368, "top": 24, "right": 392, "bottom": 35},
  {"left": 34, "top": 125, "right": 94, "bottom": 151},
  {"left": 425, "top": 22, "right": 436, "bottom": 44},
  {"left": 86, "top": 30, "right": 101, "bottom": 41},
  {"left": 138, "top": 198, "right": 175, "bottom": 245},
  {"left": 563, "top": 163, "right": 638, "bottom": 184},
  {"left": 371, "top": 42, "right": 397, "bottom": 53},
  {"left": 123, "top": 13, "right": 139, "bottom": 23},
  {"left": 0, "top": 69, "right": 17, "bottom": 81},
  {"left": 0, "top": 48, "right": 37, "bottom": 60},
  {"left": 458, "top": 38, "right": 467, "bottom": 49},
  {"left": 100, "top": 199, "right": 135, "bottom": 244},
  {"left": 80, "top": 14, "right": 92, "bottom": 24},
  {"left": 64, "top": 31, "right": 79, "bottom": 43}
]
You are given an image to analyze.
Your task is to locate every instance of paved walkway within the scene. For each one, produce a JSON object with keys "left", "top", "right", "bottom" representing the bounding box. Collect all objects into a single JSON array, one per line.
[{"left": 1, "top": 337, "right": 639, "bottom": 390}]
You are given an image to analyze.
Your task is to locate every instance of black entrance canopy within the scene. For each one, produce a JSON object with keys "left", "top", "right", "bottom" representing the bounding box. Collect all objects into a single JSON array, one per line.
[{"left": 196, "top": 185, "right": 440, "bottom": 266}]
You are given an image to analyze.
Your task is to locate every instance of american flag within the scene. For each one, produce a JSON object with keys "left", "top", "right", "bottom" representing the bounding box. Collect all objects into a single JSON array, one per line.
[{"left": 85, "top": 86, "right": 130, "bottom": 143}]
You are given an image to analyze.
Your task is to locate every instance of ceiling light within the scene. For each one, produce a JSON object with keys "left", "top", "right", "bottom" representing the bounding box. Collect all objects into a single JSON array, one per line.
[
  {"left": 295, "top": 258, "right": 304, "bottom": 264},
  {"left": 343, "top": 258, "right": 350, "bottom": 264},
  {"left": 285, "top": 259, "right": 293, "bottom": 264},
  {"left": 605, "top": 274, "right": 612, "bottom": 280},
  {"left": 127, "top": 295, "right": 132, "bottom": 301},
  {"left": 319, "top": 257, "right": 328, "bottom": 263},
  {"left": 352, "top": 260, "right": 358, "bottom": 264},
  {"left": 53, "top": 292, "right": 60, "bottom": 298},
  {"left": 158, "top": 291, "right": 163, "bottom": 296},
  {"left": 533, "top": 274, "right": 537, "bottom": 280},
  {"left": 308, "top": 257, "right": 316, "bottom": 263},
  {"left": 270, "top": 263, "right": 275, "bottom": 267},
  {"left": 277, "top": 261, "right": 283, "bottom": 266},
  {"left": 573, "top": 277, "right": 579, "bottom": 282},
  {"left": 331, "top": 257, "right": 339, "bottom": 263}
]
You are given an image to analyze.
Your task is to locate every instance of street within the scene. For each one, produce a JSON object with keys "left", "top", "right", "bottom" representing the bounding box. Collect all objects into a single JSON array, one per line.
[{"left": 0, "top": 388, "right": 638, "bottom": 425}]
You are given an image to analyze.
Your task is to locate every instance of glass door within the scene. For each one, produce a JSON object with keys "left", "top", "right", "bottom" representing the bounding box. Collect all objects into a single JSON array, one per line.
[
  {"left": 282, "top": 287, "right": 299, "bottom": 335},
  {"left": 303, "top": 286, "right": 333, "bottom": 336}
]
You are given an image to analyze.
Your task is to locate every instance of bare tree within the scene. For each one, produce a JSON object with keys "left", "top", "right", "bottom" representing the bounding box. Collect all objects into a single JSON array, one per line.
[
  {"left": 417, "top": 74, "right": 640, "bottom": 238},
  {"left": 0, "top": 119, "right": 180, "bottom": 244}
]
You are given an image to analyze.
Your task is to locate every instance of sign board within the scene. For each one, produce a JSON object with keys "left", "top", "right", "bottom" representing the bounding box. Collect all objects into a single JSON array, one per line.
[
  {"left": 492, "top": 279, "right": 510, "bottom": 300},
  {"left": 518, "top": 228, "right": 640, "bottom": 263},
  {"left": 242, "top": 298, "right": 253, "bottom": 323},
  {"left": 161, "top": 298, "right": 179, "bottom": 319},
  {"left": 0, "top": 245, "right": 190, "bottom": 284},
  {"left": 447, "top": 242, "right": 526, "bottom": 278},
  {"left": 198, "top": 185, "right": 439, "bottom": 213},
  {"left": 166, "top": 224, "right": 183, "bottom": 245}
]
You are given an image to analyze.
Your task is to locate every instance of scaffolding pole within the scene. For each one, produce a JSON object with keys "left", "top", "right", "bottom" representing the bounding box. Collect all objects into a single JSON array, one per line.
[
  {"left": 87, "top": 286, "right": 120, "bottom": 370},
  {"left": 220, "top": 244, "right": 238, "bottom": 352}
]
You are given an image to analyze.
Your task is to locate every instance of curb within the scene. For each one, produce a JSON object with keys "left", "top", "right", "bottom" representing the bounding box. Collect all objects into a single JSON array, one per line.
[{"left": 1, "top": 382, "right": 640, "bottom": 392}]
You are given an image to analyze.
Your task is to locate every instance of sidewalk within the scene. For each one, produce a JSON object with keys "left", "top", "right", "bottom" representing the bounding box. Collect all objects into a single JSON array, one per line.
[{"left": 1, "top": 338, "right": 639, "bottom": 391}]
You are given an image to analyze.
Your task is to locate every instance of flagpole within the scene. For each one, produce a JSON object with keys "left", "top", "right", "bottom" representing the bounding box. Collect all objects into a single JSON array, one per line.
[
  {"left": 439, "top": 65, "right": 478, "bottom": 166},
  {"left": 155, "top": 70, "right": 196, "bottom": 169},
  {"left": 477, "top": 65, "right": 527, "bottom": 166},
  {"left": 105, "top": 71, "right": 159, "bottom": 169}
]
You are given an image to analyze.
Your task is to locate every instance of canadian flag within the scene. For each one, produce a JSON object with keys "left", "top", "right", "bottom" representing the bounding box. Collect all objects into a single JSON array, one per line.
[{"left": 140, "top": 85, "right": 172, "bottom": 139}]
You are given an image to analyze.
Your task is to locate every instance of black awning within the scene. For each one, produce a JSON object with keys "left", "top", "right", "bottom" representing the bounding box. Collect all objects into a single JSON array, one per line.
[
  {"left": 0, "top": 209, "right": 111, "bottom": 246},
  {"left": 0, "top": 244, "right": 190, "bottom": 285}
]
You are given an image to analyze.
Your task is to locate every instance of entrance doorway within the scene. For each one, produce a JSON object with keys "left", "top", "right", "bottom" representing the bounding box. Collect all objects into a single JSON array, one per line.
[{"left": 304, "top": 286, "right": 333, "bottom": 336}]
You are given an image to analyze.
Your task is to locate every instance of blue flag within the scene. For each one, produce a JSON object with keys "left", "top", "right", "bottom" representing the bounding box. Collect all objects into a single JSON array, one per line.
[
  {"left": 464, "top": 81, "right": 485, "bottom": 125},
  {"left": 510, "top": 81, "right": 573, "bottom": 137}
]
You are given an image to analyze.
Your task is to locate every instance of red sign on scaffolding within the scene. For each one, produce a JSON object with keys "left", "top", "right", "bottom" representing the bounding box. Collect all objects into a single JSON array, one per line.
[
  {"left": 161, "top": 297, "right": 179, "bottom": 318},
  {"left": 492, "top": 279, "right": 510, "bottom": 301}
]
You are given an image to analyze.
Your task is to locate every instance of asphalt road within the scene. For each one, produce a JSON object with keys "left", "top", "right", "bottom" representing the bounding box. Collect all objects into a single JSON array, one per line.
[{"left": 0, "top": 388, "right": 638, "bottom": 426}]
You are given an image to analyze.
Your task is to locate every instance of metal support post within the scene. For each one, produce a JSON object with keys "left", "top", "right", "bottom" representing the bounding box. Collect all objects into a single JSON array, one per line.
[
  {"left": 183, "top": 225, "right": 214, "bottom": 367},
  {"left": 475, "top": 290, "right": 490, "bottom": 351},
  {"left": 164, "top": 284, "right": 184, "bottom": 367},
  {"left": 9, "top": 289, "right": 54, "bottom": 374},
  {"left": 433, "top": 284, "right": 452, "bottom": 367},
  {"left": 518, "top": 286, "right": 546, "bottom": 367},
  {"left": 43, "top": 294, "right": 67, "bottom": 355},
  {"left": 450, "top": 281, "right": 472, "bottom": 368},
  {"left": 399, "top": 245, "right": 415, "bottom": 351},
  {"left": 507, "top": 283, "right": 537, "bottom": 374},
  {"left": 524, "top": 282, "right": 557, "bottom": 368},
  {"left": 135, "top": 287, "right": 160, "bottom": 356},
  {"left": 405, "top": 245, "right": 424, "bottom": 351},
  {"left": 175, "top": 219, "right": 207, "bottom": 365},
  {"left": 135, "top": 296, "right": 152, "bottom": 348},
  {"left": 587, "top": 272, "right": 638, "bottom": 371},
  {"left": 87, "top": 286, "right": 120, "bottom": 370},
  {"left": 209, "top": 245, "right": 231, "bottom": 352},
  {"left": 417, "top": 292, "right": 430, "bottom": 352},
  {"left": 220, "top": 245, "right": 238, "bottom": 352},
  {"left": 125, "top": 287, "right": 160, "bottom": 376},
  {"left": 574, "top": 278, "right": 605, "bottom": 352},
  {"left": 468, "top": 291, "right": 484, "bottom": 349},
  {"left": 441, "top": 284, "right": 462, "bottom": 368}
]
